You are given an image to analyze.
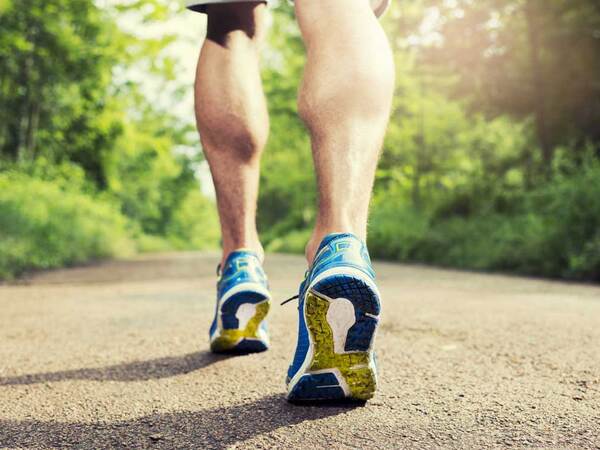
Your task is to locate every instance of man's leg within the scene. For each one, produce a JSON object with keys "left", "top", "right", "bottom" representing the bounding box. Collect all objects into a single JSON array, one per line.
[
  {"left": 195, "top": 2, "right": 269, "bottom": 266},
  {"left": 285, "top": 0, "right": 394, "bottom": 402},
  {"left": 195, "top": 3, "right": 272, "bottom": 354},
  {"left": 295, "top": 0, "right": 395, "bottom": 264}
]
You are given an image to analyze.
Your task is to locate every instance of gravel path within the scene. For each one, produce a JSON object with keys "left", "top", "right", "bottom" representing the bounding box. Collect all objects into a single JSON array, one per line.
[{"left": 1, "top": 252, "right": 599, "bottom": 449}]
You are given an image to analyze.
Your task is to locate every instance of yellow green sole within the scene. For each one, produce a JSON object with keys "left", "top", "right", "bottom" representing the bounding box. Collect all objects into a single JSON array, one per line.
[
  {"left": 303, "top": 291, "right": 377, "bottom": 400},
  {"left": 210, "top": 300, "right": 270, "bottom": 353}
]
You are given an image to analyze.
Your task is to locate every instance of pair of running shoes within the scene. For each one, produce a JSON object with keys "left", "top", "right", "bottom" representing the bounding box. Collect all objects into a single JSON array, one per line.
[{"left": 209, "top": 232, "right": 381, "bottom": 402}]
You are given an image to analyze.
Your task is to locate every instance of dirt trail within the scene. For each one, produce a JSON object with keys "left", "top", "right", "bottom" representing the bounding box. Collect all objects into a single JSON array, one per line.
[{"left": 1, "top": 252, "right": 599, "bottom": 449}]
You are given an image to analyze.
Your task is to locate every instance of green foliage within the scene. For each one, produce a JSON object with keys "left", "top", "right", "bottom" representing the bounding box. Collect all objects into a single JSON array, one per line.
[
  {"left": 165, "top": 189, "right": 220, "bottom": 250},
  {"left": 531, "top": 162, "right": 600, "bottom": 280},
  {"left": 258, "top": 1, "right": 600, "bottom": 282},
  {"left": 368, "top": 198, "right": 431, "bottom": 261},
  {"left": 368, "top": 164, "right": 600, "bottom": 281},
  {"left": 0, "top": 172, "right": 134, "bottom": 279},
  {"left": 259, "top": 6, "right": 316, "bottom": 242},
  {"left": 0, "top": 0, "right": 598, "bottom": 282},
  {"left": 0, "top": 0, "right": 122, "bottom": 182},
  {"left": 266, "top": 228, "right": 312, "bottom": 255},
  {"left": 393, "top": 0, "right": 600, "bottom": 174},
  {"left": 104, "top": 117, "right": 196, "bottom": 236},
  {"left": 0, "top": 0, "right": 11, "bottom": 14},
  {"left": 0, "top": 0, "right": 219, "bottom": 279}
]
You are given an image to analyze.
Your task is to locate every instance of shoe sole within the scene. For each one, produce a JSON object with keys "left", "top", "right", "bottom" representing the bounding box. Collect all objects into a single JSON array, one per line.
[
  {"left": 210, "top": 289, "right": 271, "bottom": 354},
  {"left": 287, "top": 269, "right": 381, "bottom": 402}
]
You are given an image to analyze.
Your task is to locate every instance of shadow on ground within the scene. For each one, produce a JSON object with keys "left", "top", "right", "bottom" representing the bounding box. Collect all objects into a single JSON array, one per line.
[
  {"left": 0, "top": 394, "right": 353, "bottom": 449},
  {"left": 0, "top": 351, "right": 357, "bottom": 448},
  {"left": 0, "top": 351, "right": 228, "bottom": 385}
]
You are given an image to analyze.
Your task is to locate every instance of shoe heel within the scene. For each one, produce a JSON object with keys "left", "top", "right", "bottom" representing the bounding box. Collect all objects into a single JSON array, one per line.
[
  {"left": 312, "top": 273, "right": 381, "bottom": 353},
  {"left": 289, "top": 274, "right": 380, "bottom": 401},
  {"left": 211, "top": 293, "right": 270, "bottom": 354}
]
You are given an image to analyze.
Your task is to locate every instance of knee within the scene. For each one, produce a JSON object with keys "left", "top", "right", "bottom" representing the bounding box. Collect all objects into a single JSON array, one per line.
[{"left": 205, "top": 2, "right": 266, "bottom": 47}]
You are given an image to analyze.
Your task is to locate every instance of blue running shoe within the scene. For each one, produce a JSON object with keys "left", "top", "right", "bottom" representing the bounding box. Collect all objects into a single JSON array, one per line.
[
  {"left": 210, "top": 250, "right": 271, "bottom": 354},
  {"left": 285, "top": 233, "right": 381, "bottom": 402}
]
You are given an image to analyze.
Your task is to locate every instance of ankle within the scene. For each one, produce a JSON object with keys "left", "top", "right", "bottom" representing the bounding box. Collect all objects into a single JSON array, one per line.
[{"left": 221, "top": 239, "right": 264, "bottom": 268}]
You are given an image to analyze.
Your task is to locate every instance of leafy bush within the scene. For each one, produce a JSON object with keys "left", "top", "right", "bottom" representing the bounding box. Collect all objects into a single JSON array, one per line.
[
  {"left": 368, "top": 192, "right": 431, "bottom": 260},
  {"left": 532, "top": 162, "right": 600, "bottom": 280},
  {"left": 413, "top": 213, "right": 550, "bottom": 273},
  {"left": 366, "top": 163, "right": 600, "bottom": 281},
  {"left": 0, "top": 172, "right": 134, "bottom": 279},
  {"left": 165, "top": 189, "right": 220, "bottom": 250},
  {"left": 266, "top": 228, "right": 312, "bottom": 255}
]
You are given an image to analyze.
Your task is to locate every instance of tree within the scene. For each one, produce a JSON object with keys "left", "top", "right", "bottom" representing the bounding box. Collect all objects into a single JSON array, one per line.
[
  {"left": 0, "top": 0, "right": 121, "bottom": 182},
  {"left": 393, "top": 0, "right": 600, "bottom": 175}
]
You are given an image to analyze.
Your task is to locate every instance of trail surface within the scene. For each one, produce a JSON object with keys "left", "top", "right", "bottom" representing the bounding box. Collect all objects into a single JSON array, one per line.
[{"left": 1, "top": 252, "right": 599, "bottom": 449}]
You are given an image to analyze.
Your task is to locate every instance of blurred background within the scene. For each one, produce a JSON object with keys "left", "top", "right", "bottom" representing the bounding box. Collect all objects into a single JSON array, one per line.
[{"left": 0, "top": 0, "right": 598, "bottom": 282}]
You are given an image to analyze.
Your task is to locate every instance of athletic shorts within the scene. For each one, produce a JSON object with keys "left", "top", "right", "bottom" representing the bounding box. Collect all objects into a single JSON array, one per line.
[{"left": 186, "top": 0, "right": 390, "bottom": 18}]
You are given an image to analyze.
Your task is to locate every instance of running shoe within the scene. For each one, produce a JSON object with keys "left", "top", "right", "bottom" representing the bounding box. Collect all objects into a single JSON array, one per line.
[
  {"left": 285, "top": 233, "right": 381, "bottom": 401},
  {"left": 210, "top": 250, "right": 271, "bottom": 353}
]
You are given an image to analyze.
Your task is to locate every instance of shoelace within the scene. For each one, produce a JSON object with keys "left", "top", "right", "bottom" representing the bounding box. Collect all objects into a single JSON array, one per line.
[
  {"left": 280, "top": 270, "right": 310, "bottom": 305},
  {"left": 280, "top": 294, "right": 299, "bottom": 306},
  {"left": 281, "top": 269, "right": 311, "bottom": 306}
]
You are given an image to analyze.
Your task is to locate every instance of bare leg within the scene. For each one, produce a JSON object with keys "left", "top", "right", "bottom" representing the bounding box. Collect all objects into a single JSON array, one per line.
[
  {"left": 194, "top": 2, "right": 269, "bottom": 266},
  {"left": 295, "top": 0, "right": 395, "bottom": 264}
]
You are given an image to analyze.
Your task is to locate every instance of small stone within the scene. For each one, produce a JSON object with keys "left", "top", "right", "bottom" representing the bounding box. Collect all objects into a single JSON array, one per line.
[{"left": 149, "top": 433, "right": 164, "bottom": 441}]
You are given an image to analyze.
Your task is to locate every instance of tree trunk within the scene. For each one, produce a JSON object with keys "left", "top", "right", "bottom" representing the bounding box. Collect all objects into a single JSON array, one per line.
[
  {"left": 15, "top": 53, "right": 34, "bottom": 162},
  {"left": 412, "top": 168, "right": 421, "bottom": 210},
  {"left": 25, "top": 98, "right": 40, "bottom": 156},
  {"left": 524, "top": 1, "right": 553, "bottom": 177}
]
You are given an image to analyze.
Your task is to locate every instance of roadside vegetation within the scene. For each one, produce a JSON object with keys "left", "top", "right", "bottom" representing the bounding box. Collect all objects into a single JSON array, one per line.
[
  {"left": 1, "top": 0, "right": 598, "bottom": 281},
  {"left": 0, "top": 0, "right": 218, "bottom": 279},
  {"left": 260, "top": 2, "right": 600, "bottom": 282}
]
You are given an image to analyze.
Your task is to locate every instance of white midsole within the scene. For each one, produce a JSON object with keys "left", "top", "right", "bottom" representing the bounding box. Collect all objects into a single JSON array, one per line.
[{"left": 286, "top": 266, "right": 381, "bottom": 397}]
